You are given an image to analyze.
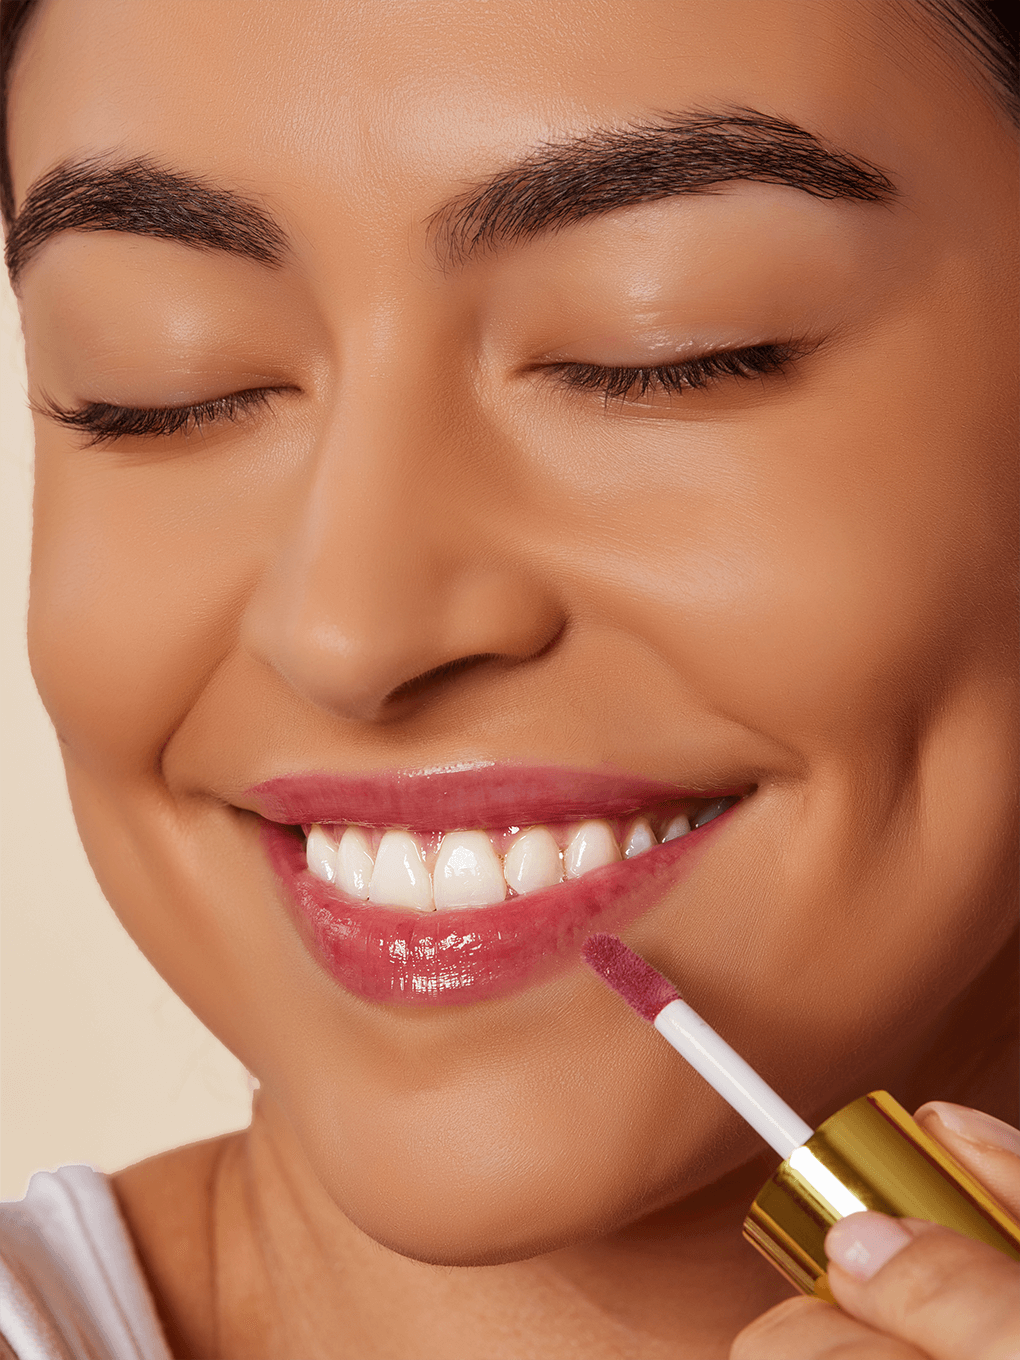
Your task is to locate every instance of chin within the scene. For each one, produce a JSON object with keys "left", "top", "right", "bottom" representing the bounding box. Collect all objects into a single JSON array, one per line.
[
  {"left": 330, "top": 1168, "right": 649, "bottom": 1268},
  {"left": 283, "top": 1069, "right": 752, "bottom": 1268}
]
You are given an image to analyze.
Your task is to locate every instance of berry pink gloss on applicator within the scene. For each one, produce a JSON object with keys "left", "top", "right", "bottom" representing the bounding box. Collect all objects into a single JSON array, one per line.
[{"left": 582, "top": 933, "right": 1020, "bottom": 1300}]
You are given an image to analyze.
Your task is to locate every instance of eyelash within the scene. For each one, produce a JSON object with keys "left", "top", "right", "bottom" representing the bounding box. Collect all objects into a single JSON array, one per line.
[
  {"left": 549, "top": 342, "right": 801, "bottom": 403},
  {"left": 41, "top": 341, "right": 800, "bottom": 445},
  {"left": 38, "top": 387, "right": 276, "bottom": 446}
]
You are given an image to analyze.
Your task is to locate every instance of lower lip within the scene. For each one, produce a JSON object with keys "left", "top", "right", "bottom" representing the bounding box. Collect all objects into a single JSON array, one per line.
[{"left": 260, "top": 809, "right": 734, "bottom": 1005}]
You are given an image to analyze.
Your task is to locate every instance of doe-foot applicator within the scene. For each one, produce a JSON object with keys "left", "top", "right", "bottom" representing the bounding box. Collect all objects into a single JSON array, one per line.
[{"left": 582, "top": 933, "right": 1020, "bottom": 1301}]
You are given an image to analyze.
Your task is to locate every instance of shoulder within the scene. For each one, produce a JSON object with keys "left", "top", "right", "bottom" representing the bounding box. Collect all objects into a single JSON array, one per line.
[{"left": 0, "top": 1164, "right": 172, "bottom": 1359}]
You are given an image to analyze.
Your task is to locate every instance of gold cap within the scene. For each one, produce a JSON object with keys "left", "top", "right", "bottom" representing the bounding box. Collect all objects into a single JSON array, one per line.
[{"left": 743, "top": 1090, "right": 1020, "bottom": 1302}]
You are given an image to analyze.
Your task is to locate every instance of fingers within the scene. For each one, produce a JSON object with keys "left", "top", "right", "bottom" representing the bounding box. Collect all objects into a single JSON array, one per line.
[
  {"left": 730, "top": 1294, "right": 922, "bottom": 1359},
  {"left": 914, "top": 1102, "right": 1020, "bottom": 1221},
  {"left": 825, "top": 1212, "right": 1020, "bottom": 1360}
]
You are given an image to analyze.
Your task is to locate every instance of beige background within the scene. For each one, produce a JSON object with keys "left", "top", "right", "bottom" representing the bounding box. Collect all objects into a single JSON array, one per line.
[{"left": 0, "top": 267, "right": 252, "bottom": 1201}]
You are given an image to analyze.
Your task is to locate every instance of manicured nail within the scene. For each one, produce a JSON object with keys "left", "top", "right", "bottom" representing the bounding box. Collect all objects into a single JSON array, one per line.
[
  {"left": 825, "top": 1212, "right": 911, "bottom": 1281},
  {"left": 916, "top": 1102, "right": 1020, "bottom": 1157}
]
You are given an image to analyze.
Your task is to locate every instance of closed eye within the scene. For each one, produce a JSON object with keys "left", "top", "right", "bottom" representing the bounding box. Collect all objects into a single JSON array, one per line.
[
  {"left": 35, "top": 386, "right": 292, "bottom": 446},
  {"left": 38, "top": 342, "right": 803, "bottom": 444},
  {"left": 546, "top": 341, "right": 804, "bottom": 405}
]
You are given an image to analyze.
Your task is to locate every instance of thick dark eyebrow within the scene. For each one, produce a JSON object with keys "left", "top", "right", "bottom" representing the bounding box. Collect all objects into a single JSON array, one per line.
[
  {"left": 4, "top": 155, "right": 288, "bottom": 284},
  {"left": 4, "top": 108, "right": 894, "bottom": 286},
  {"left": 430, "top": 107, "right": 896, "bottom": 267}
]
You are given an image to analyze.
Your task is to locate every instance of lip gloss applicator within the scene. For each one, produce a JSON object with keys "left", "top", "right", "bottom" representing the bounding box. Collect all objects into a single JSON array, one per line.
[{"left": 582, "top": 933, "right": 1020, "bottom": 1301}]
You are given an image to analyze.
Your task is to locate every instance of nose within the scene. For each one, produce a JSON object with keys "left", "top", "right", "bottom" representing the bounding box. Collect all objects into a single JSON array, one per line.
[{"left": 242, "top": 377, "right": 565, "bottom": 724}]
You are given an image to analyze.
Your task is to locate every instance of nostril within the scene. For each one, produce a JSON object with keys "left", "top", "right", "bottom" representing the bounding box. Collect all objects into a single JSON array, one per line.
[{"left": 385, "top": 653, "right": 500, "bottom": 706}]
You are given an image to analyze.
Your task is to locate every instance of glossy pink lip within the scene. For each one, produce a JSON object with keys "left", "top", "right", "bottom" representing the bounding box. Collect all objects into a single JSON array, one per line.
[
  {"left": 252, "top": 764, "right": 745, "bottom": 1006},
  {"left": 248, "top": 763, "right": 742, "bottom": 830}
]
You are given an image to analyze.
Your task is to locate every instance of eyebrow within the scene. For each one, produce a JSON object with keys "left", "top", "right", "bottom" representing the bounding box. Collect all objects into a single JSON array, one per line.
[
  {"left": 4, "top": 156, "right": 289, "bottom": 283},
  {"left": 5, "top": 107, "right": 895, "bottom": 285},
  {"left": 432, "top": 108, "right": 895, "bottom": 265}
]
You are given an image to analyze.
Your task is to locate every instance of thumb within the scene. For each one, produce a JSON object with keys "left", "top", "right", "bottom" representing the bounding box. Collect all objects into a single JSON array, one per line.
[{"left": 913, "top": 1102, "right": 1020, "bottom": 1220}]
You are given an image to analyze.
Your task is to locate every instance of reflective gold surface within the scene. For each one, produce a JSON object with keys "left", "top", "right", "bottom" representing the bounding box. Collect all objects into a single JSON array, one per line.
[{"left": 743, "top": 1090, "right": 1020, "bottom": 1301}]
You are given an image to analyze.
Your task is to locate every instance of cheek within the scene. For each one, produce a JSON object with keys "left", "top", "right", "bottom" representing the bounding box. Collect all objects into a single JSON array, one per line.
[
  {"left": 542, "top": 338, "right": 1014, "bottom": 746},
  {"left": 27, "top": 431, "right": 282, "bottom": 770}
]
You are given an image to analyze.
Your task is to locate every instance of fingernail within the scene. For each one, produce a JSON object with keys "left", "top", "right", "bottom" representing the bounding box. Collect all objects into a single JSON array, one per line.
[
  {"left": 916, "top": 1102, "right": 1020, "bottom": 1157},
  {"left": 825, "top": 1212, "right": 911, "bottom": 1281}
]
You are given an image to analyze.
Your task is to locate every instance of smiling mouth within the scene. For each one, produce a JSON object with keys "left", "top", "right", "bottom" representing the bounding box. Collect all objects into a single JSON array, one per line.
[
  {"left": 251, "top": 766, "right": 749, "bottom": 1004},
  {"left": 303, "top": 796, "right": 740, "bottom": 912}
]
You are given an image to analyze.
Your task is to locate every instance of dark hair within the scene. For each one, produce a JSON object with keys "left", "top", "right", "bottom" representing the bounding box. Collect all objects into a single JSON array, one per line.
[
  {"left": 1, "top": 0, "right": 38, "bottom": 222},
  {"left": 1, "top": 0, "right": 1017, "bottom": 228}
]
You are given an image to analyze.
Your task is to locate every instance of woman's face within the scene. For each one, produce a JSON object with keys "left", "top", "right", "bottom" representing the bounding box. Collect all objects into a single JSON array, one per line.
[{"left": 9, "top": 0, "right": 1017, "bottom": 1264}]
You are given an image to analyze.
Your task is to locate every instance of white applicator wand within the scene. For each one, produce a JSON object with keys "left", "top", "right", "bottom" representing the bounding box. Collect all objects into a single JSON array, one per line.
[{"left": 581, "top": 933, "right": 1020, "bottom": 1300}]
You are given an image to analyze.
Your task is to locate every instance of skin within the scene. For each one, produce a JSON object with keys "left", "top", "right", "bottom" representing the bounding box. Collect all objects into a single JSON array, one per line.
[{"left": 6, "top": 0, "right": 1018, "bottom": 1355}]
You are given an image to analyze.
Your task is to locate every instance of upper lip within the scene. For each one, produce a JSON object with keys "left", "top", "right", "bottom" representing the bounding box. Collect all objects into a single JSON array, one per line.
[{"left": 246, "top": 763, "right": 747, "bottom": 830}]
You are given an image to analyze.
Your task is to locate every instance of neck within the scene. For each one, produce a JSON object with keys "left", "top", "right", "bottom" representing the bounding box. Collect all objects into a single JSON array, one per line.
[{"left": 198, "top": 1095, "right": 790, "bottom": 1360}]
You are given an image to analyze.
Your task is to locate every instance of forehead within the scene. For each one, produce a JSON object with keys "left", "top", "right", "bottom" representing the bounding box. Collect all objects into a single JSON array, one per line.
[{"left": 5, "top": 0, "right": 1008, "bottom": 256}]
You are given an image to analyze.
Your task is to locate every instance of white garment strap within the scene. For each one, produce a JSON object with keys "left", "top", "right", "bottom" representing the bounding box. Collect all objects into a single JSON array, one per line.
[{"left": 0, "top": 1166, "right": 171, "bottom": 1360}]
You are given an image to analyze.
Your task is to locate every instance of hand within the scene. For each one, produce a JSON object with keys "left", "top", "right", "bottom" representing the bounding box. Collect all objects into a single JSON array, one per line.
[{"left": 731, "top": 1103, "right": 1020, "bottom": 1360}]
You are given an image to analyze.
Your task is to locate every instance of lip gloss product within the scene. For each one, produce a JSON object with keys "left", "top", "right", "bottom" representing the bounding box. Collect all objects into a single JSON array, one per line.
[{"left": 582, "top": 933, "right": 1020, "bottom": 1302}]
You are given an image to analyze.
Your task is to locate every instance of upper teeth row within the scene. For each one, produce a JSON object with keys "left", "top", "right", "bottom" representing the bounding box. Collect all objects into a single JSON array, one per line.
[{"left": 303, "top": 805, "right": 729, "bottom": 912}]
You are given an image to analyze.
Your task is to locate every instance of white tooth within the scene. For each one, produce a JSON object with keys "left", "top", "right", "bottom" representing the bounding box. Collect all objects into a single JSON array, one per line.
[
  {"left": 564, "top": 820, "right": 620, "bottom": 879},
  {"left": 503, "top": 827, "right": 563, "bottom": 896},
  {"left": 336, "top": 826, "right": 374, "bottom": 900},
  {"left": 306, "top": 824, "right": 339, "bottom": 884},
  {"left": 622, "top": 818, "right": 656, "bottom": 859},
  {"left": 368, "top": 830, "right": 434, "bottom": 911},
  {"left": 433, "top": 830, "right": 507, "bottom": 909},
  {"left": 662, "top": 814, "right": 691, "bottom": 842}
]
